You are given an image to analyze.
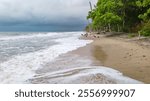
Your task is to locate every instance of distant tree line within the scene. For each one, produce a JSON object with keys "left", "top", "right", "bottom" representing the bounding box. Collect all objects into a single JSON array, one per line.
[{"left": 86, "top": 0, "right": 150, "bottom": 36}]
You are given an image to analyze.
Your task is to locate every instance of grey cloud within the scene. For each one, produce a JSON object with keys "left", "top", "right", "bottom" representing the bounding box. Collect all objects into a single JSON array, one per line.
[{"left": 0, "top": 0, "right": 97, "bottom": 31}]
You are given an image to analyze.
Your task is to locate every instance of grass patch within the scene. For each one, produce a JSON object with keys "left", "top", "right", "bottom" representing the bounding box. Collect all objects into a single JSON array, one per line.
[{"left": 128, "top": 33, "right": 137, "bottom": 38}]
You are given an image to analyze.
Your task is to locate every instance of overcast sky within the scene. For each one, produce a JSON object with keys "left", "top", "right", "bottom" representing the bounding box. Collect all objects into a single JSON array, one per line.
[{"left": 0, "top": 0, "right": 97, "bottom": 31}]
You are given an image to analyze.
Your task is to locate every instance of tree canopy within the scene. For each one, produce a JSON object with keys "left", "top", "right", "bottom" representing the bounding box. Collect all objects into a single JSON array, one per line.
[{"left": 87, "top": 0, "right": 150, "bottom": 36}]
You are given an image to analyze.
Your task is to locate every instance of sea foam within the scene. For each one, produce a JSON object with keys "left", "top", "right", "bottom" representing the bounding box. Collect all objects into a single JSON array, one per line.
[
  {"left": 30, "top": 66, "right": 142, "bottom": 84},
  {"left": 0, "top": 32, "right": 92, "bottom": 83}
]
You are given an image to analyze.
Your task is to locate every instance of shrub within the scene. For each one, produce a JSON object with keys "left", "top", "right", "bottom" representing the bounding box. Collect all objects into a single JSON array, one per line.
[{"left": 140, "top": 21, "right": 150, "bottom": 36}]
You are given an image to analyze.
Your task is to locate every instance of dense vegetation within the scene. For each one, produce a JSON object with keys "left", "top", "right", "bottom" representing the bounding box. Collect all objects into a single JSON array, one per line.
[{"left": 86, "top": 0, "right": 150, "bottom": 36}]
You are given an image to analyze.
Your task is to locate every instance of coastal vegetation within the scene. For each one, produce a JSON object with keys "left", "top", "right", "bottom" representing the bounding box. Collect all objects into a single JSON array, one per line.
[{"left": 86, "top": 0, "right": 150, "bottom": 36}]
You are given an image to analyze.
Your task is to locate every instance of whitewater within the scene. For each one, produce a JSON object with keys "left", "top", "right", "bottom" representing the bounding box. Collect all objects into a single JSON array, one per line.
[{"left": 0, "top": 32, "right": 142, "bottom": 84}]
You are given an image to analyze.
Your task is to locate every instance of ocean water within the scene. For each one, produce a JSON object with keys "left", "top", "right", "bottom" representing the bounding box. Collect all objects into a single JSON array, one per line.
[
  {"left": 0, "top": 32, "right": 142, "bottom": 84},
  {"left": 0, "top": 32, "right": 93, "bottom": 83}
]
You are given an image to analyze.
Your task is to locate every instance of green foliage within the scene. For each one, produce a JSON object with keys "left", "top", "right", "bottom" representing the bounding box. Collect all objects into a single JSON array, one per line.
[
  {"left": 87, "top": 9, "right": 97, "bottom": 21},
  {"left": 85, "top": 24, "right": 93, "bottom": 32},
  {"left": 128, "top": 33, "right": 137, "bottom": 38},
  {"left": 87, "top": 0, "right": 150, "bottom": 36},
  {"left": 87, "top": 0, "right": 123, "bottom": 32},
  {"left": 140, "top": 21, "right": 150, "bottom": 36},
  {"left": 136, "top": 0, "right": 150, "bottom": 21},
  {"left": 136, "top": 0, "right": 150, "bottom": 36}
]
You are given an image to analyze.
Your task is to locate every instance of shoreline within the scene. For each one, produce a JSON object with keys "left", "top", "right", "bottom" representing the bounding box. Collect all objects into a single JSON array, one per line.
[{"left": 71, "top": 33, "right": 150, "bottom": 83}]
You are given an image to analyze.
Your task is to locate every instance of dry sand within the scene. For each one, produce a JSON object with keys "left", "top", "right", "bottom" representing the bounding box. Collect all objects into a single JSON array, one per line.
[{"left": 72, "top": 36, "right": 150, "bottom": 83}]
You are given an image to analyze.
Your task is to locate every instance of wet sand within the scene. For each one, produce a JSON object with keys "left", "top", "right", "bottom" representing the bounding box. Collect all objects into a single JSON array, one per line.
[{"left": 72, "top": 37, "right": 150, "bottom": 83}]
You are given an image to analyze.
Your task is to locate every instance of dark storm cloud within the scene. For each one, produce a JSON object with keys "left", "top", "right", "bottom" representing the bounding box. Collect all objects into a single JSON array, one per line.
[{"left": 0, "top": 0, "right": 97, "bottom": 31}]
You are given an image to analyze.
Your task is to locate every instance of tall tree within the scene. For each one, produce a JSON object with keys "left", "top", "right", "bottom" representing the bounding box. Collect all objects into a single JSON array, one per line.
[
  {"left": 86, "top": 0, "right": 150, "bottom": 36},
  {"left": 137, "top": 0, "right": 150, "bottom": 36},
  {"left": 136, "top": 0, "right": 150, "bottom": 21},
  {"left": 87, "top": 0, "right": 123, "bottom": 32}
]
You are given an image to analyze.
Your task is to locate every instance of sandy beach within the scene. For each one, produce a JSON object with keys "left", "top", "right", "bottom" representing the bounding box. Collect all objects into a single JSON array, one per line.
[{"left": 71, "top": 34, "right": 150, "bottom": 83}]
